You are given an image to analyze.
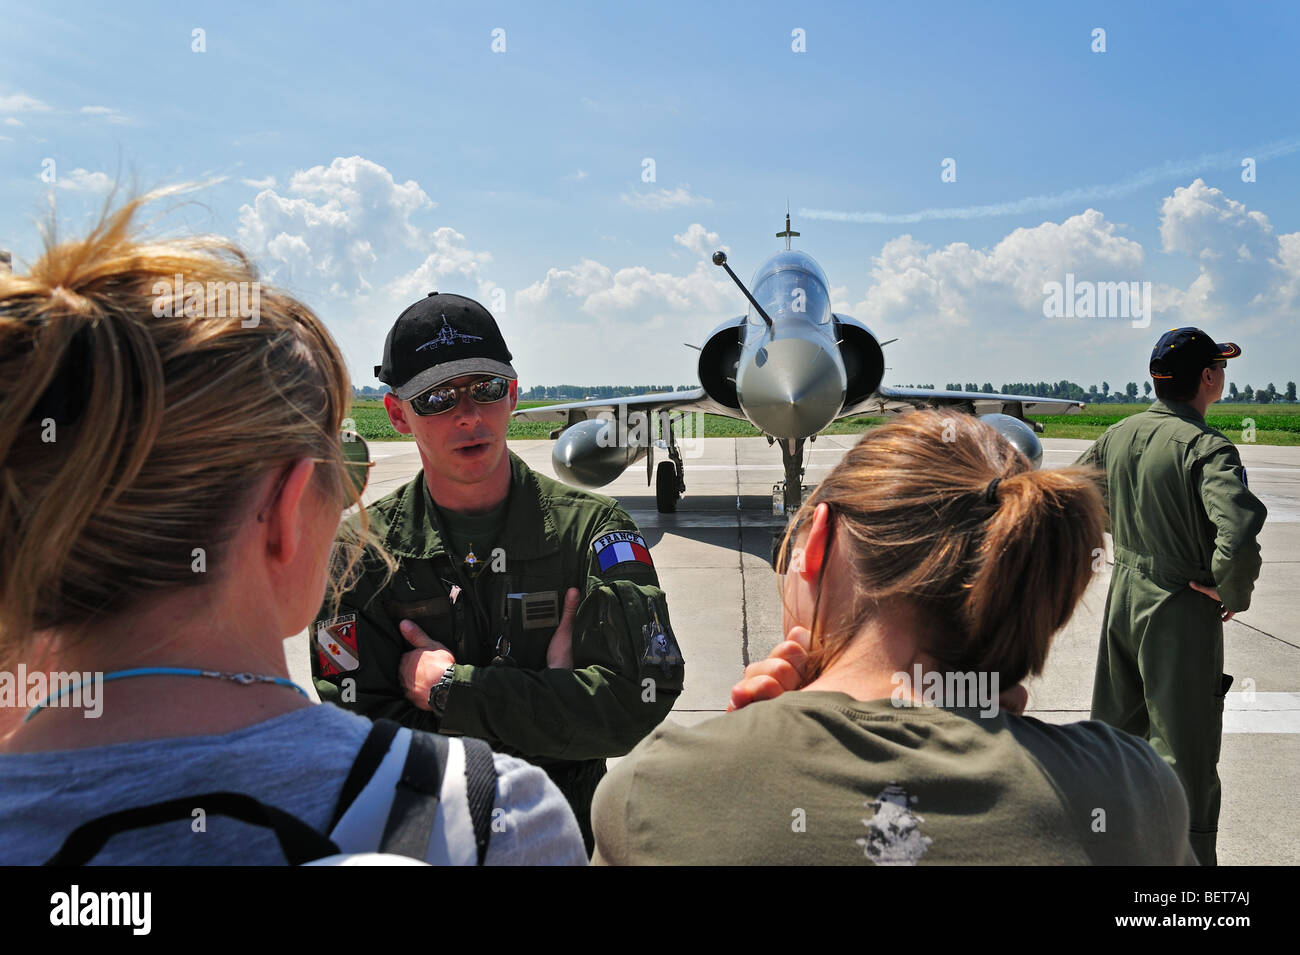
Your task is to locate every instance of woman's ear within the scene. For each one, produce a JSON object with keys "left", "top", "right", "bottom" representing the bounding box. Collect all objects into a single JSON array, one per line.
[
  {"left": 801, "top": 502, "right": 832, "bottom": 580},
  {"left": 264, "top": 458, "right": 316, "bottom": 565}
]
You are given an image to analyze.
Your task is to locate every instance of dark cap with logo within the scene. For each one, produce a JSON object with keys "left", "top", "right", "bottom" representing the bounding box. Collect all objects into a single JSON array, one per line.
[
  {"left": 1149, "top": 327, "right": 1241, "bottom": 379},
  {"left": 375, "top": 292, "right": 516, "bottom": 400}
]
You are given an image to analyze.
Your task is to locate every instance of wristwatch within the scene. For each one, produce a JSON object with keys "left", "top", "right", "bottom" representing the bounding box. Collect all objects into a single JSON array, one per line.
[{"left": 429, "top": 665, "right": 456, "bottom": 715}]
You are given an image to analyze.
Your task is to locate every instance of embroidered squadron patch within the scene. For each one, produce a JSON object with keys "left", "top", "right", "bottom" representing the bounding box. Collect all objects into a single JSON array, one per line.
[
  {"left": 591, "top": 531, "right": 654, "bottom": 574},
  {"left": 314, "top": 613, "right": 360, "bottom": 677},
  {"left": 641, "top": 597, "right": 684, "bottom": 677}
]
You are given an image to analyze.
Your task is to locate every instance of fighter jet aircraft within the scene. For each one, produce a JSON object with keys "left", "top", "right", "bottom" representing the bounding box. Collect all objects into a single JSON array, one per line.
[{"left": 513, "top": 212, "right": 1082, "bottom": 513}]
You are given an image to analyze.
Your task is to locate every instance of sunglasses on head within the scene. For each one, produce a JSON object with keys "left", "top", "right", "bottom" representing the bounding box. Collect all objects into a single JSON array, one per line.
[
  {"left": 409, "top": 375, "right": 510, "bottom": 416},
  {"left": 257, "top": 430, "right": 373, "bottom": 523},
  {"left": 336, "top": 430, "right": 374, "bottom": 498}
]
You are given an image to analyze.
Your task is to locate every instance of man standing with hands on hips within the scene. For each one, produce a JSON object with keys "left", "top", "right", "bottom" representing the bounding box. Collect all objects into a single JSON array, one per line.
[
  {"left": 1078, "top": 327, "right": 1266, "bottom": 865},
  {"left": 311, "top": 292, "right": 685, "bottom": 850}
]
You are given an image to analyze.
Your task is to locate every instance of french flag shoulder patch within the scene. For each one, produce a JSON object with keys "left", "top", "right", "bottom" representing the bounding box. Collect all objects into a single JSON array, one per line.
[{"left": 591, "top": 530, "right": 654, "bottom": 574}]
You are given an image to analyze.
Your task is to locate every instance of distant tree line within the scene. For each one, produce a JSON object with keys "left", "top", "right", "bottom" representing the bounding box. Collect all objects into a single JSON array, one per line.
[
  {"left": 1225, "top": 381, "right": 1297, "bottom": 404},
  {"left": 519, "top": 384, "right": 692, "bottom": 400},
  {"left": 947, "top": 381, "right": 1298, "bottom": 404},
  {"left": 359, "top": 380, "right": 1300, "bottom": 404},
  {"left": 355, "top": 384, "right": 692, "bottom": 400}
]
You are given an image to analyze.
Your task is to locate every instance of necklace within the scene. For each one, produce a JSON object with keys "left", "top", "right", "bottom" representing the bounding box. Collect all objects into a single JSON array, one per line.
[{"left": 21, "top": 667, "right": 309, "bottom": 723}]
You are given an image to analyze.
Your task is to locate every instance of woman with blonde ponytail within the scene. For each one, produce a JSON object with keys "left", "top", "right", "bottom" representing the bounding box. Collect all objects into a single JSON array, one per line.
[
  {"left": 592, "top": 410, "right": 1197, "bottom": 865},
  {"left": 0, "top": 194, "right": 583, "bottom": 865}
]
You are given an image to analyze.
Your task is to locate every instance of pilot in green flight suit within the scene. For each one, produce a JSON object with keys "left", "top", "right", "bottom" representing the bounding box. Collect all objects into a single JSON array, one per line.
[
  {"left": 310, "top": 292, "right": 684, "bottom": 850},
  {"left": 1076, "top": 327, "right": 1266, "bottom": 866}
]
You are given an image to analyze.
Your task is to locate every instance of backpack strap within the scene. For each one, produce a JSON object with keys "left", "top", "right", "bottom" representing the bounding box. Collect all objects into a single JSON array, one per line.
[
  {"left": 379, "top": 729, "right": 450, "bottom": 858},
  {"left": 329, "top": 718, "right": 401, "bottom": 830},
  {"left": 332, "top": 723, "right": 500, "bottom": 865},
  {"left": 43, "top": 792, "right": 340, "bottom": 866},
  {"left": 461, "top": 737, "right": 497, "bottom": 865}
]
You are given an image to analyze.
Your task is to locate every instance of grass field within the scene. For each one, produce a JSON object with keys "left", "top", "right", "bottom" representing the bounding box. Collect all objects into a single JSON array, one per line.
[
  {"left": 347, "top": 399, "right": 1300, "bottom": 446},
  {"left": 1033, "top": 403, "right": 1300, "bottom": 446}
]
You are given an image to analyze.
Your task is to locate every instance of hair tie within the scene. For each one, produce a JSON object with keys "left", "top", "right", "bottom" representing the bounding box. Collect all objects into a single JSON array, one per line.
[{"left": 984, "top": 477, "right": 1002, "bottom": 504}]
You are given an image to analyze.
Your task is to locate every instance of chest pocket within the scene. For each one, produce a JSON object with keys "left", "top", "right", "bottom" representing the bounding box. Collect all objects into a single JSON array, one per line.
[
  {"left": 497, "top": 574, "right": 565, "bottom": 669},
  {"left": 382, "top": 560, "right": 458, "bottom": 653}
]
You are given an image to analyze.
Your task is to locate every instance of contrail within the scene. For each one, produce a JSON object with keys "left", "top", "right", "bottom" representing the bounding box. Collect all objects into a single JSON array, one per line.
[{"left": 800, "top": 138, "right": 1300, "bottom": 224}]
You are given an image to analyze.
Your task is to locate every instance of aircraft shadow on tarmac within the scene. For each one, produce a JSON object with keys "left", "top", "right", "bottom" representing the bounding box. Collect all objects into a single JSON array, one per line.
[{"left": 618, "top": 491, "right": 796, "bottom": 567}]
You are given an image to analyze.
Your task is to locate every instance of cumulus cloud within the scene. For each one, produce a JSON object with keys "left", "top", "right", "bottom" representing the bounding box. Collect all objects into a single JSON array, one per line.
[
  {"left": 0, "top": 93, "right": 51, "bottom": 113},
  {"left": 387, "top": 226, "right": 494, "bottom": 301},
  {"left": 518, "top": 256, "right": 732, "bottom": 317},
  {"left": 4, "top": 117, "right": 21, "bottom": 127},
  {"left": 621, "top": 186, "right": 711, "bottom": 210},
  {"left": 854, "top": 208, "right": 1146, "bottom": 334},
  {"left": 237, "top": 156, "right": 434, "bottom": 294},
  {"left": 55, "top": 168, "right": 114, "bottom": 192},
  {"left": 835, "top": 179, "right": 1300, "bottom": 387},
  {"left": 673, "top": 223, "right": 725, "bottom": 258},
  {"left": 508, "top": 251, "right": 737, "bottom": 381},
  {"left": 827, "top": 207, "right": 1161, "bottom": 385},
  {"left": 1157, "top": 178, "right": 1298, "bottom": 315}
]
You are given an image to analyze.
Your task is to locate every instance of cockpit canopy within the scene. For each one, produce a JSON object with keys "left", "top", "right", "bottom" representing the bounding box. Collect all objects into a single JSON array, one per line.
[{"left": 747, "top": 250, "right": 832, "bottom": 325}]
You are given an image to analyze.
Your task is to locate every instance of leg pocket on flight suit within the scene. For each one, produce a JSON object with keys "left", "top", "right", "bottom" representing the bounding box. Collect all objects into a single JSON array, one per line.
[{"left": 1212, "top": 672, "right": 1233, "bottom": 763}]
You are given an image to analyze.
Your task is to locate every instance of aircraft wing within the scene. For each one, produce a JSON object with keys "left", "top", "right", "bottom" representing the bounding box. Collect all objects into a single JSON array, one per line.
[
  {"left": 512, "top": 387, "right": 740, "bottom": 424},
  {"left": 844, "top": 386, "right": 1085, "bottom": 419}
]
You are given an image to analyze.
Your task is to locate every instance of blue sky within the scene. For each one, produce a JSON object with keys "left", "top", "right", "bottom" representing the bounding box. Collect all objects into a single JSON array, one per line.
[{"left": 4, "top": 1, "right": 1300, "bottom": 392}]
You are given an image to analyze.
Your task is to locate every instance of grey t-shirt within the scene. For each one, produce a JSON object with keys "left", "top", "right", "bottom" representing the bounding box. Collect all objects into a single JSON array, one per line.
[{"left": 0, "top": 704, "right": 586, "bottom": 865}]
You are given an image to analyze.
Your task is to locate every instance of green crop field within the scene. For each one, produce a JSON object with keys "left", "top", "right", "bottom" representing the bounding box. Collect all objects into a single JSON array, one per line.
[
  {"left": 1032, "top": 402, "right": 1300, "bottom": 446},
  {"left": 347, "top": 398, "right": 1300, "bottom": 446}
]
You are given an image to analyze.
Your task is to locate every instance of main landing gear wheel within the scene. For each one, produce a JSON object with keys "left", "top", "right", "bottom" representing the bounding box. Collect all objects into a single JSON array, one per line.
[{"left": 656, "top": 460, "right": 681, "bottom": 513}]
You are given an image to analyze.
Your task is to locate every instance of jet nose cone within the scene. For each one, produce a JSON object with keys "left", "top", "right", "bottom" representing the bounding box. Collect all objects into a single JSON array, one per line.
[{"left": 737, "top": 336, "right": 845, "bottom": 438}]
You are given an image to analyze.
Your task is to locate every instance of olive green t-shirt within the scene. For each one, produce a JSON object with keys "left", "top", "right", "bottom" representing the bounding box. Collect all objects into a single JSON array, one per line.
[
  {"left": 435, "top": 503, "right": 508, "bottom": 578},
  {"left": 591, "top": 692, "right": 1197, "bottom": 865}
]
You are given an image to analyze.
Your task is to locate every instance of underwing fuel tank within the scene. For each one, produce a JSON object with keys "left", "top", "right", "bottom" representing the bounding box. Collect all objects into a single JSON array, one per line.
[
  {"left": 551, "top": 418, "right": 649, "bottom": 488},
  {"left": 979, "top": 413, "right": 1044, "bottom": 469}
]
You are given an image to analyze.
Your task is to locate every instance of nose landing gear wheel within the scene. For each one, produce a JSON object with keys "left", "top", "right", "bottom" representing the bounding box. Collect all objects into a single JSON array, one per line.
[{"left": 656, "top": 460, "right": 681, "bottom": 513}]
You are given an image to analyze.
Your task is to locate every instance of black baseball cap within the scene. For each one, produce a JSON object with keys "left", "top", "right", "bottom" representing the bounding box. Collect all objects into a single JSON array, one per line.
[
  {"left": 375, "top": 292, "right": 516, "bottom": 400},
  {"left": 1149, "top": 327, "right": 1241, "bottom": 379}
]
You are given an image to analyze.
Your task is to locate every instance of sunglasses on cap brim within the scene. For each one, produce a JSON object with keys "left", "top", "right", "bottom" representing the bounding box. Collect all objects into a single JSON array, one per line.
[
  {"left": 336, "top": 430, "right": 374, "bottom": 497},
  {"left": 408, "top": 375, "right": 510, "bottom": 416}
]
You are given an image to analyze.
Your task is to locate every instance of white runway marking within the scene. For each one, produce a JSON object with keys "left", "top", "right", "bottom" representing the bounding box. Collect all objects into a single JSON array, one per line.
[
  {"left": 669, "top": 464, "right": 839, "bottom": 471},
  {"left": 626, "top": 512, "right": 788, "bottom": 527},
  {"left": 1223, "top": 692, "right": 1300, "bottom": 733}
]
